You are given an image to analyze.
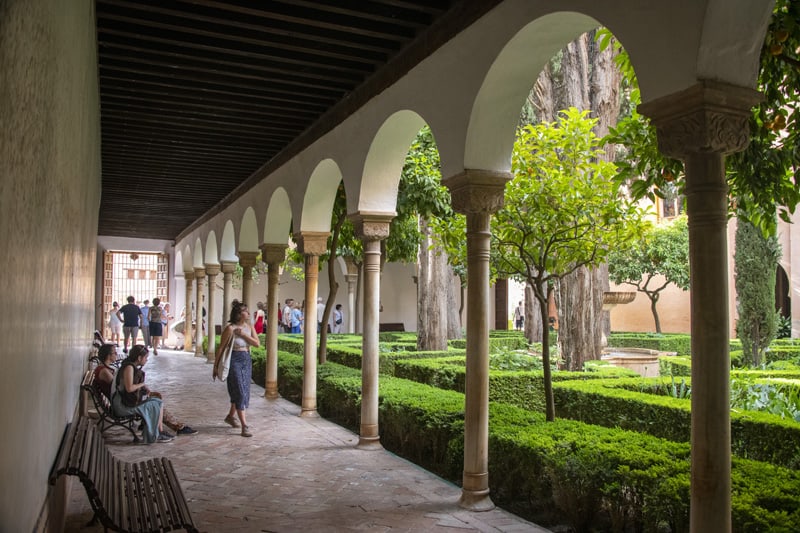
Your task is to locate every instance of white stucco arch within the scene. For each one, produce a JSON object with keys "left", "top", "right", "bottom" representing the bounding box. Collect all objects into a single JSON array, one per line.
[
  {"left": 264, "top": 187, "right": 292, "bottom": 244},
  {"left": 464, "top": 12, "right": 599, "bottom": 171},
  {"left": 239, "top": 207, "right": 259, "bottom": 252},
  {"left": 192, "top": 238, "right": 204, "bottom": 269},
  {"left": 204, "top": 231, "right": 219, "bottom": 265},
  {"left": 356, "top": 110, "right": 427, "bottom": 213},
  {"left": 174, "top": 249, "right": 185, "bottom": 275},
  {"left": 300, "top": 158, "right": 342, "bottom": 233},
  {"left": 181, "top": 244, "right": 193, "bottom": 273},
  {"left": 220, "top": 220, "right": 237, "bottom": 262}
]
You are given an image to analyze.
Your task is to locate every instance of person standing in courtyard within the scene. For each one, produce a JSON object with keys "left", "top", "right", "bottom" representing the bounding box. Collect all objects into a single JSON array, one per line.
[
  {"left": 316, "top": 297, "right": 325, "bottom": 333},
  {"left": 214, "top": 301, "right": 260, "bottom": 437},
  {"left": 514, "top": 301, "right": 525, "bottom": 331},
  {"left": 107, "top": 301, "right": 122, "bottom": 345},
  {"left": 161, "top": 302, "right": 173, "bottom": 348},
  {"left": 140, "top": 299, "right": 151, "bottom": 348},
  {"left": 148, "top": 297, "right": 164, "bottom": 355},
  {"left": 254, "top": 301, "right": 265, "bottom": 334},
  {"left": 117, "top": 296, "right": 142, "bottom": 354},
  {"left": 331, "top": 304, "right": 344, "bottom": 334}
]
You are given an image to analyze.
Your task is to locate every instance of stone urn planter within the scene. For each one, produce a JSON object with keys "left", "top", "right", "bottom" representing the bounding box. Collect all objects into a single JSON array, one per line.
[{"left": 602, "top": 291, "right": 636, "bottom": 311}]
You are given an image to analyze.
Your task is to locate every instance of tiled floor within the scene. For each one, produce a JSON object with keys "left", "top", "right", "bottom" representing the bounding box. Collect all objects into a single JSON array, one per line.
[{"left": 65, "top": 348, "right": 550, "bottom": 532}]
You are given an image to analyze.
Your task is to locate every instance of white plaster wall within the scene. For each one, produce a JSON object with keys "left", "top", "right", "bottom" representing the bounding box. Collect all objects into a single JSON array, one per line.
[{"left": 0, "top": 1, "right": 100, "bottom": 529}]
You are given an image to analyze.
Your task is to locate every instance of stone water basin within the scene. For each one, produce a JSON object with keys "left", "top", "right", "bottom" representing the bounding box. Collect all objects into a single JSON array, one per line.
[{"left": 601, "top": 347, "right": 676, "bottom": 377}]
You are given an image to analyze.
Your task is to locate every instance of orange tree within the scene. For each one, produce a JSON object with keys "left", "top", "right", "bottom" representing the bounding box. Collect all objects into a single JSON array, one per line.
[{"left": 492, "top": 107, "right": 645, "bottom": 421}]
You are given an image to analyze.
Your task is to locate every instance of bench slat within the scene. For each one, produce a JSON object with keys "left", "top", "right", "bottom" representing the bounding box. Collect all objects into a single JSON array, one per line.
[{"left": 52, "top": 413, "right": 197, "bottom": 533}]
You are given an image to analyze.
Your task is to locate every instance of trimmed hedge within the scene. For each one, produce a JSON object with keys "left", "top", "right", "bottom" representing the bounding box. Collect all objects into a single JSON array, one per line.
[
  {"left": 659, "top": 356, "right": 692, "bottom": 377},
  {"left": 394, "top": 356, "right": 636, "bottom": 413},
  {"left": 274, "top": 353, "right": 800, "bottom": 531},
  {"left": 607, "top": 333, "right": 691, "bottom": 355},
  {"left": 554, "top": 377, "right": 800, "bottom": 469}
]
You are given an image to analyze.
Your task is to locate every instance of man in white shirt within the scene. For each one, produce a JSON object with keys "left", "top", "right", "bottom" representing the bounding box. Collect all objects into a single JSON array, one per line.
[
  {"left": 316, "top": 297, "right": 325, "bottom": 333},
  {"left": 282, "top": 299, "right": 293, "bottom": 333}
]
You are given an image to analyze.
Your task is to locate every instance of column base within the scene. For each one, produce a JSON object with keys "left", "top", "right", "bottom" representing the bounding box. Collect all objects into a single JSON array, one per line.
[
  {"left": 458, "top": 488, "right": 495, "bottom": 512},
  {"left": 205, "top": 354, "right": 215, "bottom": 364},
  {"left": 356, "top": 436, "right": 383, "bottom": 450},
  {"left": 299, "top": 408, "right": 319, "bottom": 418},
  {"left": 264, "top": 384, "right": 280, "bottom": 399}
]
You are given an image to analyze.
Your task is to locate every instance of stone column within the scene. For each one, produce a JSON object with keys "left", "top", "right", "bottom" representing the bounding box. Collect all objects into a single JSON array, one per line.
[
  {"left": 260, "top": 243, "right": 287, "bottom": 399},
  {"left": 183, "top": 271, "right": 194, "bottom": 352},
  {"left": 351, "top": 212, "right": 395, "bottom": 449},
  {"left": 295, "top": 232, "right": 329, "bottom": 418},
  {"left": 345, "top": 263, "right": 359, "bottom": 334},
  {"left": 639, "top": 80, "right": 760, "bottom": 532},
  {"left": 193, "top": 267, "right": 206, "bottom": 358},
  {"left": 238, "top": 251, "right": 259, "bottom": 314},
  {"left": 221, "top": 261, "right": 237, "bottom": 326},
  {"left": 205, "top": 264, "right": 221, "bottom": 363},
  {"left": 443, "top": 169, "right": 511, "bottom": 511}
]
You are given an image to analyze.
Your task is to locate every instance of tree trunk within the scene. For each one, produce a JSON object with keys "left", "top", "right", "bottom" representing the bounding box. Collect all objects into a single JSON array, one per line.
[
  {"left": 417, "top": 217, "right": 448, "bottom": 350},
  {"left": 649, "top": 293, "right": 662, "bottom": 334},
  {"left": 589, "top": 31, "right": 620, "bottom": 346},
  {"left": 524, "top": 282, "right": 543, "bottom": 342},
  {"left": 537, "top": 283, "right": 555, "bottom": 421},
  {"left": 446, "top": 266, "right": 463, "bottom": 339},
  {"left": 551, "top": 31, "right": 620, "bottom": 368}
]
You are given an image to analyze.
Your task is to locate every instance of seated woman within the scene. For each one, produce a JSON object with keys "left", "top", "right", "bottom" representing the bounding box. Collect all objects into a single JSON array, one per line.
[{"left": 97, "top": 343, "right": 197, "bottom": 437}]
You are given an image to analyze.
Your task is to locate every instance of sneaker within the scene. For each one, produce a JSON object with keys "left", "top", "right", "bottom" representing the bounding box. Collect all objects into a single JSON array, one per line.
[
  {"left": 156, "top": 432, "right": 174, "bottom": 443},
  {"left": 177, "top": 426, "right": 198, "bottom": 435},
  {"left": 241, "top": 426, "right": 252, "bottom": 438},
  {"left": 224, "top": 415, "right": 239, "bottom": 428}
]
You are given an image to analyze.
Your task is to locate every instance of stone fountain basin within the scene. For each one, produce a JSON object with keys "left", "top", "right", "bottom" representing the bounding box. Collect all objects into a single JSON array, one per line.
[{"left": 601, "top": 347, "right": 677, "bottom": 378}]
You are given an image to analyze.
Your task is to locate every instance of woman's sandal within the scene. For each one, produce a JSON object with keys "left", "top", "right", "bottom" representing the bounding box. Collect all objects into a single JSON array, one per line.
[
  {"left": 241, "top": 425, "right": 252, "bottom": 438},
  {"left": 224, "top": 414, "right": 239, "bottom": 428}
]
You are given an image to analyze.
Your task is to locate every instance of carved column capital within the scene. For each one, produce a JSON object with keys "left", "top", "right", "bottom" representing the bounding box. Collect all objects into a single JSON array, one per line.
[
  {"left": 638, "top": 80, "right": 762, "bottom": 159},
  {"left": 183, "top": 271, "right": 195, "bottom": 282},
  {"left": 442, "top": 169, "right": 512, "bottom": 215},
  {"left": 220, "top": 260, "right": 237, "bottom": 274},
  {"left": 349, "top": 211, "right": 396, "bottom": 241},
  {"left": 193, "top": 267, "right": 206, "bottom": 279},
  {"left": 259, "top": 243, "right": 288, "bottom": 265},
  {"left": 294, "top": 231, "right": 329, "bottom": 256},
  {"left": 237, "top": 251, "right": 259, "bottom": 269},
  {"left": 344, "top": 258, "right": 359, "bottom": 276},
  {"left": 204, "top": 263, "right": 221, "bottom": 277}
]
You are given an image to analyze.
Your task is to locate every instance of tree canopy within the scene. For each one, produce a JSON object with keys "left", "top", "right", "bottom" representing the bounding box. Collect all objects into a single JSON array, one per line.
[
  {"left": 602, "top": 0, "right": 800, "bottom": 233},
  {"left": 607, "top": 214, "right": 690, "bottom": 333},
  {"left": 493, "top": 107, "right": 645, "bottom": 420}
]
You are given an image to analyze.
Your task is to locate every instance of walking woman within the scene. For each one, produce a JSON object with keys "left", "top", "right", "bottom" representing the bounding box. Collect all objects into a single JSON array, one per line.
[{"left": 214, "top": 301, "right": 260, "bottom": 437}]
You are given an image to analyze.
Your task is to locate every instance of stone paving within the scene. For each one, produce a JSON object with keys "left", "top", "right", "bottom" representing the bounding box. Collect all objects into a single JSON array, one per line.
[{"left": 65, "top": 348, "right": 550, "bottom": 533}]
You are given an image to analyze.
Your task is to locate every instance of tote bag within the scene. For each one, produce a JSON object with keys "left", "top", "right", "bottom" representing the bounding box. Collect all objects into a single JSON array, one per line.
[{"left": 214, "top": 335, "right": 234, "bottom": 382}]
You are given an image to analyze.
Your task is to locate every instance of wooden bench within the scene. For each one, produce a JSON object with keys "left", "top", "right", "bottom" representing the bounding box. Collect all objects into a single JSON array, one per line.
[
  {"left": 50, "top": 416, "right": 198, "bottom": 533},
  {"left": 82, "top": 369, "right": 141, "bottom": 443}
]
